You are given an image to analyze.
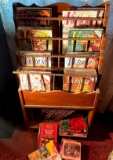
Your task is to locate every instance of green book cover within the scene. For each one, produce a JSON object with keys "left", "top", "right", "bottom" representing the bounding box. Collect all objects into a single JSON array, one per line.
[{"left": 68, "top": 28, "right": 103, "bottom": 52}]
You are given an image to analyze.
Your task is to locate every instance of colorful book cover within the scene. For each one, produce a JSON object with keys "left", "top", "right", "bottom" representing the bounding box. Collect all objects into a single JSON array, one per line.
[
  {"left": 107, "top": 150, "right": 113, "bottom": 160},
  {"left": 73, "top": 58, "right": 86, "bottom": 68},
  {"left": 97, "top": 9, "right": 105, "bottom": 26},
  {"left": 21, "top": 56, "right": 33, "bottom": 67},
  {"left": 38, "top": 122, "right": 58, "bottom": 148},
  {"left": 28, "top": 141, "right": 61, "bottom": 160},
  {"left": 65, "top": 56, "right": 73, "bottom": 68},
  {"left": 29, "top": 74, "right": 51, "bottom": 92},
  {"left": 59, "top": 116, "right": 88, "bottom": 138},
  {"left": 28, "top": 150, "right": 41, "bottom": 160},
  {"left": 68, "top": 28, "right": 103, "bottom": 52},
  {"left": 16, "top": 7, "right": 52, "bottom": 27},
  {"left": 63, "top": 76, "right": 70, "bottom": 91},
  {"left": 62, "top": 10, "right": 98, "bottom": 53},
  {"left": 74, "top": 40, "right": 88, "bottom": 52},
  {"left": 35, "top": 55, "right": 51, "bottom": 68},
  {"left": 29, "top": 74, "right": 42, "bottom": 91},
  {"left": 88, "top": 40, "right": 101, "bottom": 52},
  {"left": 70, "top": 77, "right": 83, "bottom": 93},
  {"left": 18, "top": 27, "right": 52, "bottom": 51},
  {"left": 86, "top": 58, "right": 99, "bottom": 69},
  {"left": 19, "top": 73, "right": 29, "bottom": 90},
  {"left": 42, "top": 75, "right": 51, "bottom": 92},
  {"left": 65, "top": 57, "right": 86, "bottom": 69},
  {"left": 60, "top": 138, "right": 81, "bottom": 160},
  {"left": 82, "top": 77, "right": 96, "bottom": 93},
  {"left": 20, "top": 51, "right": 51, "bottom": 68}
]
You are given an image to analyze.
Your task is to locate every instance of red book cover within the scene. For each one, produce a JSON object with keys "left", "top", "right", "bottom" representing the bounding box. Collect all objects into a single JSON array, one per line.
[{"left": 38, "top": 122, "right": 58, "bottom": 148}]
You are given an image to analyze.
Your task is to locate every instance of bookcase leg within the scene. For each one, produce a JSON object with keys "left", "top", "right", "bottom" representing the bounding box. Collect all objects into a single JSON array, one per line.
[{"left": 18, "top": 89, "right": 30, "bottom": 128}]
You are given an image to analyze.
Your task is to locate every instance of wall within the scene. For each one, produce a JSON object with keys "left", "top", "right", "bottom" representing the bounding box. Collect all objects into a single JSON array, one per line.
[{"left": 0, "top": 14, "right": 23, "bottom": 124}]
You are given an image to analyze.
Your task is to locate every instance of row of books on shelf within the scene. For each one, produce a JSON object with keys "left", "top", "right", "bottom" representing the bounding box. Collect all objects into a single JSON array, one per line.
[
  {"left": 19, "top": 73, "right": 97, "bottom": 93},
  {"left": 28, "top": 115, "right": 88, "bottom": 160},
  {"left": 19, "top": 51, "right": 99, "bottom": 69},
  {"left": 16, "top": 26, "right": 104, "bottom": 53},
  {"left": 14, "top": 5, "right": 105, "bottom": 95},
  {"left": 15, "top": 5, "right": 105, "bottom": 27},
  {"left": 29, "top": 109, "right": 88, "bottom": 122}
]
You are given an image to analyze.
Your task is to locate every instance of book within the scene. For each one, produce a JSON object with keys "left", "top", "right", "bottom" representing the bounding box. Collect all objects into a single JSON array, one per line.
[
  {"left": 38, "top": 122, "right": 58, "bottom": 148},
  {"left": 62, "top": 9, "right": 101, "bottom": 53},
  {"left": 107, "top": 150, "right": 113, "bottom": 160},
  {"left": 68, "top": 28, "right": 103, "bottom": 52},
  {"left": 63, "top": 76, "right": 83, "bottom": 93},
  {"left": 59, "top": 116, "right": 88, "bottom": 138},
  {"left": 20, "top": 51, "right": 51, "bottom": 68},
  {"left": 16, "top": 7, "right": 52, "bottom": 27},
  {"left": 28, "top": 140, "right": 62, "bottom": 160},
  {"left": 69, "top": 6, "right": 105, "bottom": 26},
  {"left": 19, "top": 73, "right": 30, "bottom": 90},
  {"left": 82, "top": 77, "right": 97, "bottom": 93},
  {"left": 17, "top": 26, "right": 52, "bottom": 51},
  {"left": 63, "top": 76, "right": 70, "bottom": 91},
  {"left": 88, "top": 40, "right": 101, "bottom": 52},
  {"left": 65, "top": 56, "right": 86, "bottom": 69},
  {"left": 60, "top": 138, "right": 81, "bottom": 160},
  {"left": 86, "top": 58, "right": 99, "bottom": 69},
  {"left": 29, "top": 73, "right": 51, "bottom": 92},
  {"left": 73, "top": 58, "right": 86, "bottom": 68},
  {"left": 70, "top": 77, "right": 83, "bottom": 93}
]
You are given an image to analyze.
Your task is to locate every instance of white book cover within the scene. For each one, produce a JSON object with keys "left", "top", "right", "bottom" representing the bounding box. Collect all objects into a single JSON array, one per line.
[{"left": 19, "top": 74, "right": 29, "bottom": 90}]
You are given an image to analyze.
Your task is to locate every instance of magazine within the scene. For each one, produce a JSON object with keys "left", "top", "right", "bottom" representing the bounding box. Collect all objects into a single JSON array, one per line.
[
  {"left": 68, "top": 28, "right": 103, "bottom": 52},
  {"left": 16, "top": 7, "right": 52, "bottom": 27},
  {"left": 28, "top": 140, "right": 62, "bottom": 160},
  {"left": 59, "top": 116, "right": 88, "bottom": 138},
  {"left": 20, "top": 51, "right": 51, "bottom": 68},
  {"left": 17, "top": 26, "right": 52, "bottom": 51},
  {"left": 38, "top": 122, "right": 58, "bottom": 148},
  {"left": 62, "top": 9, "right": 98, "bottom": 53},
  {"left": 60, "top": 138, "right": 81, "bottom": 160}
]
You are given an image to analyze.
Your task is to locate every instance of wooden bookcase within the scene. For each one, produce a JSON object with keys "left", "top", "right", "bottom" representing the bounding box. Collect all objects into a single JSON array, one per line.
[{"left": 13, "top": 2, "right": 109, "bottom": 130}]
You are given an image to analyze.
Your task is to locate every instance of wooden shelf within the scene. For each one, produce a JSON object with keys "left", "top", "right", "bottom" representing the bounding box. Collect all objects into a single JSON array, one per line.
[
  {"left": 12, "top": 2, "right": 109, "bottom": 134},
  {"left": 18, "top": 89, "right": 99, "bottom": 128}
]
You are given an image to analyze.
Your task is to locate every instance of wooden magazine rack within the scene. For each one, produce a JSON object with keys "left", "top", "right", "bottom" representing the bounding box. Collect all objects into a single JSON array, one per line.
[{"left": 13, "top": 2, "right": 109, "bottom": 130}]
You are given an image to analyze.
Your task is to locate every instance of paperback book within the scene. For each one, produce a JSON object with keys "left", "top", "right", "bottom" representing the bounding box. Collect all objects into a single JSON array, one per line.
[
  {"left": 28, "top": 140, "right": 62, "bottom": 160},
  {"left": 68, "top": 28, "right": 103, "bottom": 52},
  {"left": 19, "top": 73, "right": 30, "bottom": 90},
  {"left": 29, "top": 73, "right": 51, "bottom": 91},
  {"left": 70, "top": 76, "right": 83, "bottom": 93},
  {"left": 60, "top": 138, "right": 81, "bottom": 160},
  {"left": 38, "top": 122, "right": 58, "bottom": 148},
  {"left": 107, "top": 150, "right": 113, "bottom": 160},
  {"left": 86, "top": 58, "right": 99, "bottom": 69},
  {"left": 62, "top": 7, "right": 104, "bottom": 53},
  {"left": 63, "top": 76, "right": 83, "bottom": 93},
  {"left": 65, "top": 56, "right": 86, "bottom": 69},
  {"left": 82, "top": 77, "right": 97, "bottom": 93},
  {"left": 20, "top": 51, "right": 51, "bottom": 68},
  {"left": 16, "top": 7, "right": 52, "bottom": 27},
  {"left": 17, "top": 26, "right": 52, "bottom": 51}
]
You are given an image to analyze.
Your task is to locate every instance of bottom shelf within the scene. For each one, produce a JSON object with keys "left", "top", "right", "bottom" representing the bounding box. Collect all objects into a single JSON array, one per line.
[{"left": 18, "top": 89, "right": 99, "bottom": 129}]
